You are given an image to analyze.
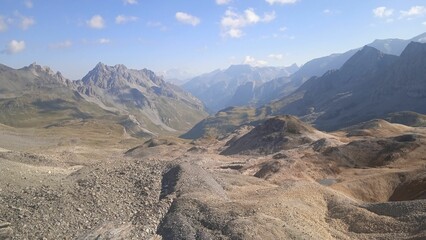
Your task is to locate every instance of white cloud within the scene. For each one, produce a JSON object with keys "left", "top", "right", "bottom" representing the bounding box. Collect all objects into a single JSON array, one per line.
[
  {"left": 24, "top": 0, "right": 33, "bottom": 8},
  {"left": 0, "top": 16, "right": 7, "bottom": 32},
  {"left": 243, "top": 56, "right": 267, "bottom": 66},
  {"left": 20, "top": 16, "right": 35, "bottom": 30},
  {"left": 266, "top": 0, "right": 298, "bottom": 5},
  {"left": 227, "top": 28, "right": 243, "bottom": 38},
  {"left": 221, "top": 8, "right": 275, "bottom": 38},
  {"left": 175, "top": 12, "right": 200, "bottom": 26},
  {"left": 123, "top": 0, "right": 137, "bottom": 5},
  {"left": 373, "top": 7, "right": 394, "bottom": 18},
  {"left": 423, "top": 21, "right": 426, "bottom": 25},
  {"left": 4, "top": 40, "right": 25, "bottom": 54},
  {"left": 400, "top": 6, "right": 426, "bottom": 18},
  {"left": 50, "top": 40, "right": 73, "bottom": 49},
  {"left": 87, "top": 15, "right": 105, "bottom": 29},
  {"left": 115, "top": 15, "right": 138, "bottom": 24},
  {"left": 323, "top": 9, "right": 331, "bottom": 14},
  {"left": 263, "top": 11, "right": 276, "bottom": 22},
  {"left": 268, "top": 54, "right": 283, "bottom": 60},
  {"left": 98, "top": 38, "right": 111, "bottom": 44},
  {"left": 279, "top": 26, "right": 287, "bottom": 32},
  {"left": 13, "top": 12, "right": 35, "bottom": 30},
  {"left": 216, "top": 0, "right": 231, "bottom": 5}
]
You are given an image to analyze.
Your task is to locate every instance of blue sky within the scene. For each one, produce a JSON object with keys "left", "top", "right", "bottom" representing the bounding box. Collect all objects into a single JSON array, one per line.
[{"left": 1, "top": 0, "right": 426, "bottom": 79}]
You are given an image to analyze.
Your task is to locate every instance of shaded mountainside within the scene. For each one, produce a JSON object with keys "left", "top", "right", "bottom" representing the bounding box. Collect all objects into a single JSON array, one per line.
[
  {"left": 183, "top": 41, "right": 426, "bottom": 139},
  {"left": 273, "top": 42, "right": 426, "bottom": 131},
  {"left": 183, "top": 64, "right": 299, "bottom": 112},
  {"left": 255, "top": 32, "right": 426, "bottom": 105}
]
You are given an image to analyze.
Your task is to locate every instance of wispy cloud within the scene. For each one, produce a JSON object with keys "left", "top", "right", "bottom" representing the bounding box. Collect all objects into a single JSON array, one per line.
[
  {"left": 0, "top": 16, "right": 7, "bottom": 32},
  {"left": 115, "top": 15, "right": 138, "bottom": 24},
  {"left": 20, "top": 16, "right": 35, "bottom": 30},
  {"left": 265, "top": 0, "right": 298, "bottom": 5},
  {"left": 147, "top": 21, "right": 167, "bottom": 31},
  {"left": 323, "top": 9, "right": 340, "bottom": 15},
  {"left": 221, "top": 8, "right": 276, "bottom": 38},
  {"left": 98, "top": 38, "right": 111, "bottom": 44},
  {"left": 50, "top": 40, "right": 73, "bottom": 49},
  {"left": 268, "top": 54, "right": 283, "bottom": 60},
  {"left": 0, "top": 13, "right": 35, "bottom": 31},
  {"left": 175, "top": 12, "right": 200, "bottom": 26},
  {"left": 3, "top": 40, "right": 26, "bottom": 54},
  {"left": 24, "top": 0, "right": 33, "bottom": 8},
  {"left": 400, "top": 6, "right": 426, "bottom": 18},
  {"left": 243, "top": 56, "right": 267, "bottom": 66},
  {"left": 13, "top": 12, "right": 35, "bottom": 30},
  {"left": 216, "top": 0, "right": 231, "bottom": 5},
  {"left": 123, "top": 0, "right": 137, "bottom": 5},
  {"left": 373, "top": 7, "right": 394, "bottom": 18},
  {"left": 87, "top": 15, "right": 105, "bottom": 29}
]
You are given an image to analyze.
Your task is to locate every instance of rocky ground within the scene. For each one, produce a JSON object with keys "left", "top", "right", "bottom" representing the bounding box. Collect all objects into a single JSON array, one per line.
[{"left": 0, "top": 117, "right": 425, "bottom": 239}]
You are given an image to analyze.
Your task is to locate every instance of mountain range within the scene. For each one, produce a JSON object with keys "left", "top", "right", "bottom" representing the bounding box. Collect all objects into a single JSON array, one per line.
[
  {"left": 0, "top": 62, "right": 207, "bottom": 136},
  {"left": 272, "top": 42, "right": 426, "bottom": 131},
  {"left": 182, "top": 32, "right": 426, "bottom": 114},
  {"left": 183, "top": 64, "right": 299, "bottom": 112},
  {"left": 182, "top": 41, "right": 426, "bottom": 139},
  {"left": 2, "top": 32, "right": 426, "bottom": 139}
]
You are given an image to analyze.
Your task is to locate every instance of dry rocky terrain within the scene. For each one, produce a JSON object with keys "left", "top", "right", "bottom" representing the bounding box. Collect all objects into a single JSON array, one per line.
[{"left": 0, "top": 116, "right": 425, "bottom": 239}]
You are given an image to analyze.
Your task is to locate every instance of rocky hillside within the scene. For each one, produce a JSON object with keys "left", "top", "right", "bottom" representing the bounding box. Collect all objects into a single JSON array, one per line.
[
  {"left": 0, "top": 63, "right": 110, "bottom": 128},
  {"left": 221, "top": 116, "right": 323, "bottom": 155},
  {"left": 72, "top": 63, "right": 207, "bottom": 136},
  {"left": 0, "top": 62, "right": 207, "bottom": 136}
]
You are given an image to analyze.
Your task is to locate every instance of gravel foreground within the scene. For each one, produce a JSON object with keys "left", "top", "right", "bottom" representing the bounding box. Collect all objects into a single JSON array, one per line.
[{"left": 0, "top": 121, "right": 426, "bottom": 239}]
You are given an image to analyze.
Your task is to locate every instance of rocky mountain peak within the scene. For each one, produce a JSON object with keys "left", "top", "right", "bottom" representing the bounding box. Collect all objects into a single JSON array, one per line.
[
  {"left": 340, "top": 46, "right": 397, "bottom": 75},
  {"left": 26, "top": 62, "right": 55, "bottom": 75},
  {"left": 21, "top": 62, "right": 68, "bottom": 85},
  {"left": 224, "top": 64, "right": 255, "bottom": 77},
  {"left": 399, "top": 41, "right": 426, "bottom": 60},
  {"left": 82, "top": 63, "right": 164, "bottom": 90},
  {"left": 389, "top": 42, "right": 426, "bottom": 97}
]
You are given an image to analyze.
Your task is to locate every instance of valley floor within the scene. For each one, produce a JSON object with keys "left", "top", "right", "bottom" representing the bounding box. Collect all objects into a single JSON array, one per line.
[{"left": 0, "top": 119, "right": 425, "bottom": 239}]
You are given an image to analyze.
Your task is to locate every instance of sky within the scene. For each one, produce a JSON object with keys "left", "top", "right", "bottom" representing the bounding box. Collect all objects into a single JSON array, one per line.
[{"left": 0, "top": 0, "right": 426, "bottom": 79}]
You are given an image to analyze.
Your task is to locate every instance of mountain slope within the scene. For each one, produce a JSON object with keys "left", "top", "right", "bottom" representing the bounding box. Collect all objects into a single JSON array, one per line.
[
  {"left": 220, "top": 115, "right": 322, "bottom": 155},
  {"left": 272, "top": 42, "right": 426, "bottom": 131},
  {"left": 257, "top": 32, "right": 426, "bottom": 105},
  {"left": 73, "top": 63, "right": 207, "bottom": 135},
  {"left": 183, "top": 41, "right": 426, "bottom": 139},
  {"left": 183, "top": 64, "right": 298, "bottom": 112},
  {"left": 0, "top": 63, "right": 111, "bottom": 128}
]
